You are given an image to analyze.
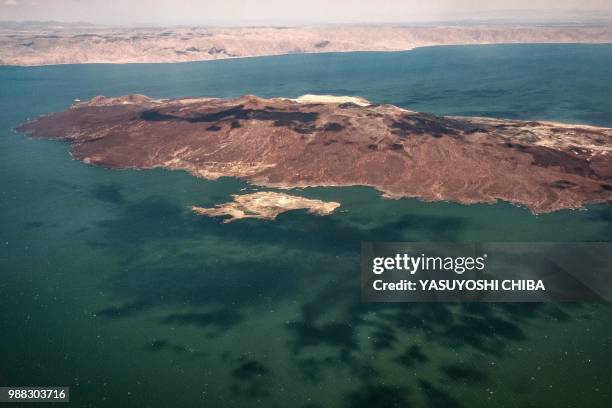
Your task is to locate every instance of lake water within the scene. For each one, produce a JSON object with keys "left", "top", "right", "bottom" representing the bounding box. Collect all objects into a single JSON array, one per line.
[{"left": 1, "top": 44, "right": 611, "bottom": 407}]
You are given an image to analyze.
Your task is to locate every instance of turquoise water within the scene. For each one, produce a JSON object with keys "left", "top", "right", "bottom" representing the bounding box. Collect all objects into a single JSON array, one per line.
[{"left": 1, "top": 44, "right": 611, "bottom": 407}]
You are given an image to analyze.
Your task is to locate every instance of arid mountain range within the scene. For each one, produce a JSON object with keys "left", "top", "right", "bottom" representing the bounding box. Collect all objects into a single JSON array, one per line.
[{"left": 2, "top": 22, "right": 612, "bottom": 65}]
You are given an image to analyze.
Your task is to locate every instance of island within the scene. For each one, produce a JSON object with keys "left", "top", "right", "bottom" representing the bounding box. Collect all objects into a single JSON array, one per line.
[
  {"left": 191, "top": 192, "right": 340, "bottom": 222},
  {"left": 16, "top": 94, "right": 612, "bottom": 214}
]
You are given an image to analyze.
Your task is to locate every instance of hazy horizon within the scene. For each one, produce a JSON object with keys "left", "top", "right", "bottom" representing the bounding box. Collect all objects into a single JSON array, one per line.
[{"left": 1, "top": 0, "right": 612, "bottom": 26}]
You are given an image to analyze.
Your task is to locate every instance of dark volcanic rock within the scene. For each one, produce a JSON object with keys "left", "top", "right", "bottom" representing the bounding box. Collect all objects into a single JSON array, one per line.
[{"left": 16, "top": 94, "right": 612, "bottom": 213}]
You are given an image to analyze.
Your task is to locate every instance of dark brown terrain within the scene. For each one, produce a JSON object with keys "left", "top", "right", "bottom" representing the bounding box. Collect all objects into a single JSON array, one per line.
[{"left": 16, "top": 94, "right": 612, "bottom": 213}]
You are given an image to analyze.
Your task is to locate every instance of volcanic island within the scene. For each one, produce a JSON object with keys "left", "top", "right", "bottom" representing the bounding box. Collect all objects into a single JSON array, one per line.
[{"left": 16, "top": 94, "right": 612, "bottom": 220}]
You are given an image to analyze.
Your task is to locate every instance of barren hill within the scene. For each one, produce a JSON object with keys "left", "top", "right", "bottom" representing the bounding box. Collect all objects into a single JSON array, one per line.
[{"left": 16, "top": 94, "right": 612, "bottom": 213}]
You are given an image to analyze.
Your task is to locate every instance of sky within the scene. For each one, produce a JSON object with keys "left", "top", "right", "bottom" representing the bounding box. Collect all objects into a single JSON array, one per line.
[{"left": 1, "top": 0, "right": 612, "bottom": 26}]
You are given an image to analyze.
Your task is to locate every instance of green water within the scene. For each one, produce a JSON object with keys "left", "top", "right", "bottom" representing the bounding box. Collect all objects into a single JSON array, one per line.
[{"left": 1, "top": 45, "right": 611, "bottom": 407}]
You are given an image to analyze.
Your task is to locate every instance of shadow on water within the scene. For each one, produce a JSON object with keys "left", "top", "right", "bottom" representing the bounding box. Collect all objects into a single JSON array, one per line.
[
  {"left": 162, "top": 309, "right": 243, "bottom": 336},
  {"left": 419, "top": 380, "right": 462, "bottom": 408},
  {"left": 346, "top": 385, "right": 411, "bottom": 408},
  {"left": 441, "top": 363, "right": 487, "bottom": 384},
  {"left": 227, "top": 356, "right": 272, "bottom": 399},
  {"left": 144, "top": 338, "right": 208, "bottom": 358},
  {"left": 79, "top": 190, "right": 608, "bottom": 406},
  {"left": 90, "top": 183, "right": 126, "bottom": 204},
  {"left": 395, "top": 345, "right": 428, "bottom": 368}
]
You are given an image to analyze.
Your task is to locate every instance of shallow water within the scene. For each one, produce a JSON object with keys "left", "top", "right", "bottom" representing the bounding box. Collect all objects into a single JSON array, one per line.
[{"left": 1, "top": 44, "right": 611, "bottom": 407}]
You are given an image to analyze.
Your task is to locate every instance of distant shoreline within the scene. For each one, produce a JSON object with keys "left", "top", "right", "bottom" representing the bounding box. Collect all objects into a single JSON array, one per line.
[
  {"left": 2, "top": 24, "right": 612, "bottom": 66},
  {"left": 3, "top": 43, "right": 612, "bottom": 68}
]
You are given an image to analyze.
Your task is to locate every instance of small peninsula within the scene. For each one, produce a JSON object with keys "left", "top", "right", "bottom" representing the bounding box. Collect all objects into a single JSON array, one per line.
[
  {"left": 17, "top": 94, "right": 612, "bottom": 213},
  {"left": 192, "top": 192, "right": 340, "bottom": 222}
]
